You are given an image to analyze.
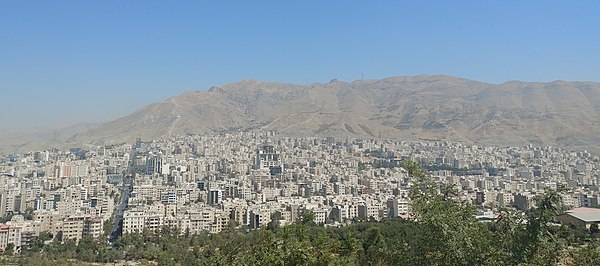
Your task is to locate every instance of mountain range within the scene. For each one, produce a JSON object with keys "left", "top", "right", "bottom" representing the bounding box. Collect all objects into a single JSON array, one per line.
[{"left": 63, "top": 75, "right": 600, "bottom": 152}]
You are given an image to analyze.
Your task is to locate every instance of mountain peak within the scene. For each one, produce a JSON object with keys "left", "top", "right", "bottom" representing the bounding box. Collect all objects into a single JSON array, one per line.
[
  {"left": 208, "top": 86, "right": 224, "bottom": 93},
  {"left": 222, "top": 79, "right": 265, "bottom": 89}
]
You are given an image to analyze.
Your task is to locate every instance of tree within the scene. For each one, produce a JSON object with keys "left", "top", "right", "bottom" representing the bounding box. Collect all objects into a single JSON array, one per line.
[
  {"left": 400, "top": 160, "right": 428, "bottom": 179},
  {"left": 591, "top": 223, "right": 600, "bottom": 235},
  {"left": 360, "top": 227, "right": 387, "bottom": 265},
  {"left": 301, "top": 210, "right": 316, "bottom": 226},
  {"left": 77, "top": 236, "right": 98, "bottom": 262},
  {"left": 0, "top": 213, "right": 13, "bottom": 223},
  {"left": 520, "top": 189, "right": 566, "bottom": 265},
  {"left": 27, "top": 231, "right": 53, "bottom": 253},
  {"left": 4, "top": 243, "right": 14, "bottom": 255},
  {"left": 24, "top": 207, "right": 34, "bottom": 220},
  {"left": 340, "top": 232, "right": 360, "bottom": 257},
  {"left": 103, "top": 219, "right": 114, "bottom": 239},
  {"left": 572, "top": 239, "right": 600, "bottom": 266},
  {"left": 407, "top": 160, "right": 506, "bottom": 265},
  {"left": 267, "top": 212, "right": 283, "bottom": 232}
]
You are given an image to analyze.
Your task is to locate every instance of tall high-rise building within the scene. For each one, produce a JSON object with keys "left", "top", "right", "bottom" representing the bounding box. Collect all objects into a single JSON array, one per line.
[
  {"left": 147, "top": 153, "right": 163, "bottom": 175},
  {"left": 254, "top": 145, "right": 283, "bottom": 174},
  {"left": 208, "top": 189, "right": 222, "bottom": 205}
]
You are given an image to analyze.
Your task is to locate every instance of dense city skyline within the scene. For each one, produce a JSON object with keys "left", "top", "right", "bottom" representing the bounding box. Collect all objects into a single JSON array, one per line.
[
  {"left": 2, "top": 131, "right": 600, "bottom": 263},
  {"left": 2, "top": 1, "right": 600, "bottom": 129}
]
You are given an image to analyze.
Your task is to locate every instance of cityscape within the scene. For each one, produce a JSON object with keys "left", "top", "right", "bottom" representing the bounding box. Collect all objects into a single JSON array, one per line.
[
  {"left": 2, "top": 131, "right": 600, "bottom": 254},
  {"left": 2, "top": 1, "right": 600, "bottom": 265}
]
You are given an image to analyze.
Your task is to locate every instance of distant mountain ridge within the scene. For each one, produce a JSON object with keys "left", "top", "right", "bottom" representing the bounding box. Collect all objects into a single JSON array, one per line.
[
  {"left": 0, "top": 122, "right": 100, "bottom": 153},
  {"left": 67, "top": 75, "right": 600, "bottom": 151}
]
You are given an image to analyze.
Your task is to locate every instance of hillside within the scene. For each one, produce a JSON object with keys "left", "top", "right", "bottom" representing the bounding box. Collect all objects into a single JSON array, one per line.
[{"left": 68, "top": 75, "right": 600, "bottom": 150}]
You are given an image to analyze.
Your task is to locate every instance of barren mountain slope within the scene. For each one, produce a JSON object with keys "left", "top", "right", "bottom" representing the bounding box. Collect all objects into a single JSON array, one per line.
[{"left": 69, "top": 75, "right": 600, "bottom": 151}]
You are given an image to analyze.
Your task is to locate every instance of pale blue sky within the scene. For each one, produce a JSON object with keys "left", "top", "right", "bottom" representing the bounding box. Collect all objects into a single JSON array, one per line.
[{"left": 1, "top": 1, "right": 599, "bottom": 129}]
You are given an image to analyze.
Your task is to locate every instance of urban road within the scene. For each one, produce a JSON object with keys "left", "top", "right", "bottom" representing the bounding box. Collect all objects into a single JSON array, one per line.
[{"left": 109, "top": 149, "right": 134, "bottom": 244}]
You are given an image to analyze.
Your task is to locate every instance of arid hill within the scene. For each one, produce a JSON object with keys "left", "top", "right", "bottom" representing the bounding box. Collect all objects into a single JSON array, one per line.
[{"left": 68, "top": 75, "right": 600, "bottom": 151}]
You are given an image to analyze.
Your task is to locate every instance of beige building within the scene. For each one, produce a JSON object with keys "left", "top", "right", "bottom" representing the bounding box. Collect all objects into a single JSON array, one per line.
[
  {"left": 122, "top": 211, "right": 146, "bottom": 234},
  {"left": 62, "top": 215, "right": 103, "bottom": 242},
  {"left": 0, "top": 224, "right": 21, "bottom": 254}
]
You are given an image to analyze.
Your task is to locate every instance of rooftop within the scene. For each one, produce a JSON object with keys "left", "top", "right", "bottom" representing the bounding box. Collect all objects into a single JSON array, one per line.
[{"left": 563, "top": 207, "right": 600, "bottom": 222}]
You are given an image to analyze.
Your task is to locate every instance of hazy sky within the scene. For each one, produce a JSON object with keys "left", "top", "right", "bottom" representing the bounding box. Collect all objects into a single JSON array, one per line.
[{"left": 1, "top": 1, "right": 599, "bottom": 129}]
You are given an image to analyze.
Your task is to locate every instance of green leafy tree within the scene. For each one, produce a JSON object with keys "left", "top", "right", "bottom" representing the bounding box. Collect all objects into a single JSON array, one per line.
[
  {"left": 571, "top": 239, "right": 600, "bottom": 265},
  {"left": 301, "top": 210, "right": 316, "bottom": 226},
  {"left": 102, "top": 219, "right": 113, "bottom": 239},
  {"left": 521, "top": 189, "right": 566, "bottom": 265},
  {"left": 360, "top": 227, "right": 387, "bottom": 265},
  {"left": 0, "top": 213, "right": 13, "bottom": 223},
  {"left": 407, "top": 160, "right": 506, "bottom": 265},
  {"left": 267, "top": 212, "right": 283, "bottom": 232},
  {"left": 24, "top": 207, "right": 35, "bottom": 220},
  {"left": 4, "top": 243, "right": 14, "bottom": 255},
  {"left": 591, "top": 223, "right": 600, "bottom": 235}
]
